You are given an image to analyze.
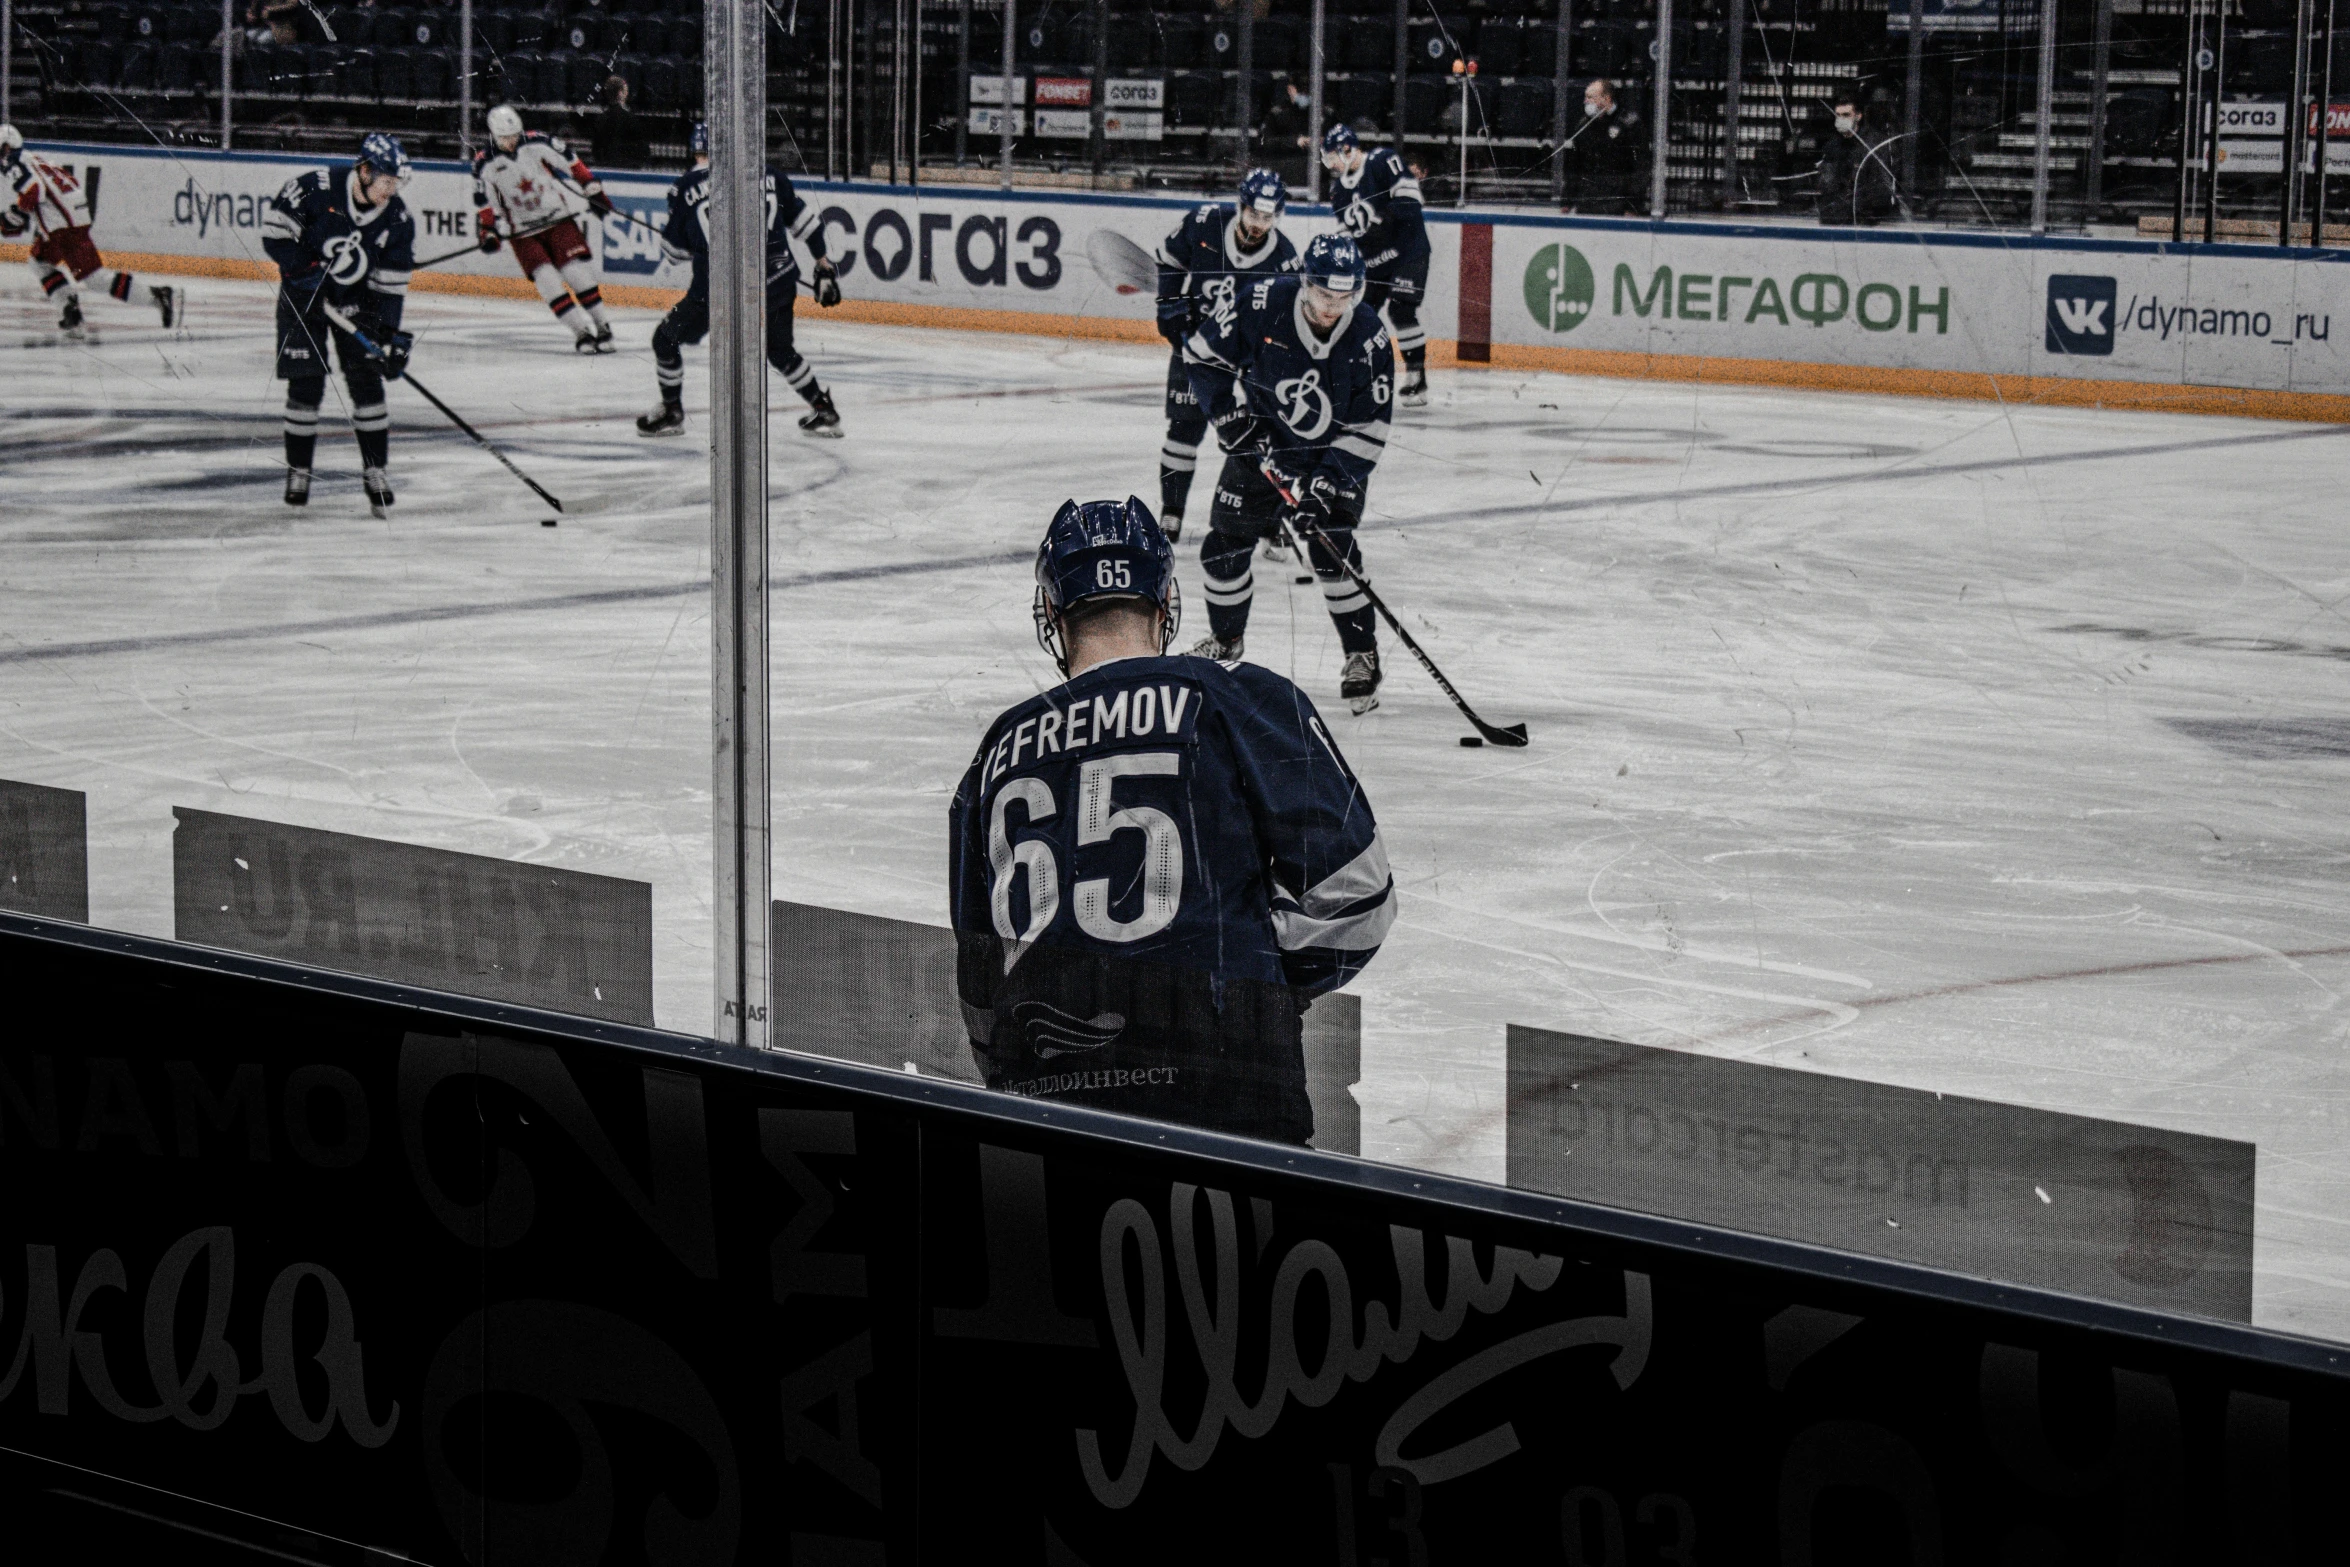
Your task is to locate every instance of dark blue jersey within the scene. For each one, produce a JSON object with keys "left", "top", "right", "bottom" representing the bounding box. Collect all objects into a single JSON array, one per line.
[
  {"left": 1154, "top": 201, "right": 1298, "bottom": 341},
  {"left": 1329, "top": 147, "right": 1428, "bottom": 275},
  {"left": 260, "top": 165, "right": 414, "bottom": 329},
  {"left": 660, "top": 162, "right": 827, "bottom": 296},
  {"left": 949, "top": 654, "right": 1393, "bottom": 1141},
  {"left": 1184, "top": 274, "right": 1395, "bottom": 497}
]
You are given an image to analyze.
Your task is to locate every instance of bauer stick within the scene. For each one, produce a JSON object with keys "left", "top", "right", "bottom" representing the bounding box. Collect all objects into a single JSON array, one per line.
[
  {"left": 319, "top": 300, "right": 567, "bottom": 515},
  {"left": 1266, "top": 468, "right": 1529, "bottom": 747},
  {"left": 1085, "top": 229, "right": 1157, "bottom": 295}
]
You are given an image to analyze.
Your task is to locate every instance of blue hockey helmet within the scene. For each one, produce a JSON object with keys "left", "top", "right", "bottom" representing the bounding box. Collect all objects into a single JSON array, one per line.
[
  {"left": 1320, "top": 123, "right": 1360, "bottom": 160},
  {"left": 1301, "top": 232, "right": 1366, "bottom": 297},
  {"left": 690, "top": 120, "right": 711, "bottom": 155},
  {"left": 1032, "top": 496, "right": 1180, "bottom": 674},
  {"left": 357, "top": 131, "right": 411, "bottom": 187},
  {"left": 1237, "top": 166, "right": 1287, "bottom": 220}
]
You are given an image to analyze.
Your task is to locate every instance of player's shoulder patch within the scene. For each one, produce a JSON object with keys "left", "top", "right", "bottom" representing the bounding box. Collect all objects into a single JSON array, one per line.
[{"left": 1194, "top": 201, "right": 1220, "bottom": 221}]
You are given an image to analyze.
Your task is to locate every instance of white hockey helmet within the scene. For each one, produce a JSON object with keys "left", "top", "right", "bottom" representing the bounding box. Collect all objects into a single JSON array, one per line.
[
  {"left": 0, "top": 124, "right": 23, "bottom": 165},
  {"left": 486, "top": 104, "right": 525, "bottom": 144}
]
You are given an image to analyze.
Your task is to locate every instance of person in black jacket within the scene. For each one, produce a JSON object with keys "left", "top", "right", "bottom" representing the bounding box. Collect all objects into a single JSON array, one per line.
[
  {"left": 1564, "top": 78, "right": 1644, "bottom": 216},
  {"left": 1816, "top": 92, "right": 1898, "bottom": 225},
  {"left": 594, "top": 76, "right": 654, "bottom": 172}
]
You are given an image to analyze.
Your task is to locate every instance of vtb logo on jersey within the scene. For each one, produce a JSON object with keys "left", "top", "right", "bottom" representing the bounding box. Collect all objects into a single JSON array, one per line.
[
  {"left": 321, "top": 232, "right": 369, "bottom": 286},
  {"left": 1274, "top": 368, "right": 1334, "bottom": 439}
]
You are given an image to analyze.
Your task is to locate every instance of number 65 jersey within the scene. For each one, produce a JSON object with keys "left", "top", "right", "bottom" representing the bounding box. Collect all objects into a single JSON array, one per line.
[{"left": 949, "top": 653, "right": 1394, "bottom": 1144}]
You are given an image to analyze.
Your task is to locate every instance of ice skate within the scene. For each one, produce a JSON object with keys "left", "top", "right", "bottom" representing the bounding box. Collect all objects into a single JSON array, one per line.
[
  {"left": 798, "top": 388, "right": 843, "bottom": 438},
  {"left": 1341, "top": 649, "right": 1382, "bottom": 714},
  {"left": 572, "top": 329, "right": 602, "bottom": 354},
  {"left": 1191, "top": 632, "right": 1244, "bottom": 663},
  {"left": 151, "top": 284, "right": 180, "bottom": 329},
  {"left": 1160, "top": 509, "right": 1183, "bottom": 543},
  {"left": 590, "top": 322, "right": 614, "bottom": 353},
  {"left": 1399, "top": 370, "right": 1428, "bottom": 408},
  {"left": 1261, "top": 532, "right": 1293, "bottom": 564},
  {"left": 283, "top": 468, "right": 311, "bottom": 507},
  {"left": 363, "top": 465, "right": 395, "bottom": 518},
  {"left": 58, "top": 296, "right": 83, "bottom": 336},
  {"left": 636, "top": 399, "right": 686, "bottom": 437}
]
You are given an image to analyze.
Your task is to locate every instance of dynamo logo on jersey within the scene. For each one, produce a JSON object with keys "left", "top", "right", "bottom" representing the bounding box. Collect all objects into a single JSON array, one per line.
[
  {"left": 1524, "top": 242, "right": 1596, "bottom": 334},
  {"left": 321, "top": 232, "right": 369, "bottom": 287},
  {"left": 2045, "top": 274, "right": 2117, "bottom": 356},
  {"left": 1274, "top": 368, "right": 1334, "bottom": 439}
]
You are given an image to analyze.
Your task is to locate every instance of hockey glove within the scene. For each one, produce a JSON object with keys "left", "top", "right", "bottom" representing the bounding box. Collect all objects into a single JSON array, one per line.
[
  {"left": 1261, "top": 452, "right": 1313, "bottom": 508},
  {"left": 1214, "top": 410, "right": 1273, "bottom": 458},
  {"left": 583, "top": 182, "right": 615, "bottom": 218},
  {"left": 1154, "top": 295, "right": 1194, "bottom": 347},
  {"left": 476, "top": 207, "right": 503, "bottom": 253},
  {"left": 812, "top": 257, "right": 842, "bottom": 308},
  {"left": 0, "top": 206, "right": 26, "bottom": 239},
  {"left": 364, "top": 325, "right": 414, "bottom": 380}
]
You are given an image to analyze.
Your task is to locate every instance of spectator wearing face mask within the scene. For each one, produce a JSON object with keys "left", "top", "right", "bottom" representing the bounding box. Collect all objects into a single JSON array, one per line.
[
  {"left": 1562, "top": 78, "right": 1643, "bottom": 217},
  {"left": 1816, "top": 93, "right": 1898, "bottom": 226}
]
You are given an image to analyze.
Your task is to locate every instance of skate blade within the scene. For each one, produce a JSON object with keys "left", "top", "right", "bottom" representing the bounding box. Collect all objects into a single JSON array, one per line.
[
  {"left": 1347, "top": 693, "right": 1381, "bottom": 715},
  {"left": 800, "top": 424, "right": 845, "bottom": 439}
]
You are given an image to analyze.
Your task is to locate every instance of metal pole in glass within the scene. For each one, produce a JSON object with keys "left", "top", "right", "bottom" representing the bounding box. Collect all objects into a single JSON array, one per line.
[
  {"left": 1091, "top": 0, "right": 1108, "bottom": 181},
  {"left": 1725, "top": 0, "right": 1747, "bottom": 208},
  {"left": 1393, "top": 0, "right": 1409, "bottom": 160},
  {"left": 2086, "top": 0, "right": 2111, "bottom": 220},
  {"left": 1650, "top": 0, "right": 1672, "bottom": 218},
  {"left": 2320, "top": 0, "right": 2337, "bottom": 242},
  {"left": 1903, "top": 0, "right": 1922, "bottom": 202},
  {"left": 220, "top": 0, "right": 233, "bottom": 148},
  {"left": 956, "top": 0, "right": 970, "bottom": 164},
  {"left": 1553, "top": 0, "right": 1573, "bottom": 205},
  {"left": 2205, "top": 2, "right": 2227, "bottom": 239},
  {"left": 1000, "top": 0, "right": 1014, "bottom": 190},
  {"left": 2284, "top": 0, "right": 2312, "bottom": 243},
  {"left": 1236, "top": 0, "right": 1254, "bottom": 179},
  {"left": 1309, "top": 0, "right": 1325, "bottom": 201},
  {"left": 2030, "top": 0, "right": 2055, "bottom": 232},
  {"left": 913, "top": 0, "right": 923, "bottom": 187},
  {"left": 2174, "top": 0, "right": 2198, "bottom": 237},
  {"left": 2, "top": 0, "right": 11, "bottom": 127},
  {"left": 460, "top": 0, "right": 475, "bottom": 160},
  {"left": 709, "top": 0, "right": 772, "bottom": 1051},
  {"left": 891, "top": 0, "right": 905, "bottom": 182}
]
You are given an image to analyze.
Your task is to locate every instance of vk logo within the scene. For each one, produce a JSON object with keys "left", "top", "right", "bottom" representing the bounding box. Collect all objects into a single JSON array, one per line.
[{"left": 2046, "top": 273, "right": 2117, "bottom": 356}]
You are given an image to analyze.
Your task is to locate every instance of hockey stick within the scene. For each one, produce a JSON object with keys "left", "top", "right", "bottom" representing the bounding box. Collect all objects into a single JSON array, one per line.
[
  {"left": 319, "top": 300, "right": 567, "bottom": 514},
  {"left": 413, "top": 241, "right": 488, "bottom": 270},
  {"left": 551, "top": 171, "right": 828, "bottom": 295},
  {"left": 1267, "top": 471, "right": 1529, "bottom": 746}
]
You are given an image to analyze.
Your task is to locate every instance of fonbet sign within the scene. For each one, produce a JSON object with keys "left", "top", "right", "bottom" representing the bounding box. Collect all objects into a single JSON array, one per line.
[{"left": 1498, "top": 224, "right": 2350, "bottom": 397}]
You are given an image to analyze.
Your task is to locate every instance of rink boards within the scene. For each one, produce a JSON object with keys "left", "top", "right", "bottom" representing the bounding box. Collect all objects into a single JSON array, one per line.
[
  {"left": 3, "top": 909, "right": 2348, "bottom": 1560},
  {"left": 16, "top": 136, "right": 2350, "bottom": 419}
]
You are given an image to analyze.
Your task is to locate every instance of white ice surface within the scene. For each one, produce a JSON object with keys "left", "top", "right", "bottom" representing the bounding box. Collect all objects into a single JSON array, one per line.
[{"left": 8, "top": 274, "right": 2350, "bottom": 1337}]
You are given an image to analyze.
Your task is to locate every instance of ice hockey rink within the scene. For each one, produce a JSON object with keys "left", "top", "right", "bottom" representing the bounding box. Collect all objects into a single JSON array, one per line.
[{"left": 8, "top": 273, "right": 2350, "bottom": 1337}]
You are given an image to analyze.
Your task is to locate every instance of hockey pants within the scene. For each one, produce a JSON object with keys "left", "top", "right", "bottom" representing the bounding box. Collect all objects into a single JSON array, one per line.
[
  {"left": 653, "top": 285, "right": 822, "bottom": 409},
  {"left": 1159, "top": 349, "right": 1207, "bottom": 520},
  {"left": 275, "top": 289, "right": 389, "bottom": 474},
  {"left": 1201, "top": 455, "right": 1377, "bottom": 655}
]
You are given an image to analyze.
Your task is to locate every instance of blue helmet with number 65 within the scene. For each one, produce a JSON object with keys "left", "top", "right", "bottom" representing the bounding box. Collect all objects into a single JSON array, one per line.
[{"left": 1032, "top": 496, "right": 1180, "bottom": 674}]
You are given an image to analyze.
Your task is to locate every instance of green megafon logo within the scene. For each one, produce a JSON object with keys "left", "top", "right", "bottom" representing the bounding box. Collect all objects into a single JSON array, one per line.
[{"left": 1524, "top": 243, "right": 1596, "bottom": 334}]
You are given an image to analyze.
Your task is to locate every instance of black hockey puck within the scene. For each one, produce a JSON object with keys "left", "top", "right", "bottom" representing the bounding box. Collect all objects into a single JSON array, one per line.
[
  {"left": 541, "top": 518, "right": 559, "bottom": 527},
  {"left": 1460, "top": 736, "right": 1484, "bottom": 748}
]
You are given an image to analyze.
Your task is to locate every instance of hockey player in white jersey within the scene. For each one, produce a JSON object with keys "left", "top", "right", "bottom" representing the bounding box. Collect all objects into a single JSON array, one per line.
[
  {"left": 2, "top": 124, "right": 179, "bottom": 334},
  {"left": 472, "top": 105, "right": 616, "bottom": 352}
]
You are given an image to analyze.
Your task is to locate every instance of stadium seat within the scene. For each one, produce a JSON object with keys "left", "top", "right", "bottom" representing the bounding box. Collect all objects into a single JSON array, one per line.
[
  {"left": 1337, "top": 15, "right": 1393, "bottom": 71},
  {"left": 408, "top": 9, "right": 446, "bottom": 48},
  {"left": 499, "top": 45, "right": 543, "bottom": 100},
  {"left": 564, "top": 48, "right": 604, "bottom": 103},
  {"left": 2102, "top": 86, "right": 2172, "bottom": 156},
  {"left": 336, "top": 46, "right": 377, "bottom": 99},
  {"left": 126, "top": 6, "right": 164, "bottom": 45},
  {"left": 413, "top": 46, "right": 455, "bottom": 100},
  {"left": 1335, "top": 71, "right": 1390, "bottom": 132},
  {"left": 1158, "top": 14, "right": 1205, "bottom": 69},
  {"left": 639, "top": 51, "right": 679, "bottom": 109},
  {"left": 1494, "top": 77, "right": 1550, "bottom": 138},
  {"left": 158, "top": 39, "right": 196, "bottom": 91},
  {"left": 1473, "top": 15, "right": 1522, "bottom": 75},
  {"left": 165, "top": 5, "right": 208, "bottom": 44},
  {"left": 374, "top": 45, "right": 414, "bottom": 101},
  {"left": 1403, "top": 73, "right": 1447, "bottom": 131},
  {"left": 1253, "top": 16, "right": 1297, "bottom": 70},
  {"left": 1520, "top": 20, "right": 1557, "bottom": 79},
  {"left": 369, "top": 8, "right": 410, "bottom": 48},
  {"left": 1166, "top": 68, "right": 1217, "bottom": 127},
  {"left": 1407, "top": 17, "right": 1466, "bottom": 73},
  {"left": 119, "top": 39, "right": 158, "bottom": 88},
  {"left": 667, "top": 15, "right": 702, "bottom": 59},
  {"left": 91, "top": 4, "right": 131, "bottom": 42},
  {"left": 1105, "top": 14, "right": 1153, "bottom": 70},
  {"left": 80, "top": 39, "right": 123, "bottom": 87}
]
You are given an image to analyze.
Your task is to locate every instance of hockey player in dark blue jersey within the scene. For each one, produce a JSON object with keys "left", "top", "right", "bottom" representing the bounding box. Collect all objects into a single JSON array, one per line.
[
  {"left": 1321, "top": 124, "right": 1431, "bottom": 407},
  {"left": 1183, "top": 232, "right": 1394, "bottom": 714},
  {"left": 1152, "top": 168, "right": 1298, "bottom": 541},
  {"left": 261, "top": 132, "right": 417, "bottom": 516},
  {"left": 949, "top": 496, "right": 1393, "bottom": 1145},
  {"left": 635, "top": 121, "right": 844, "bottom": 439}
]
